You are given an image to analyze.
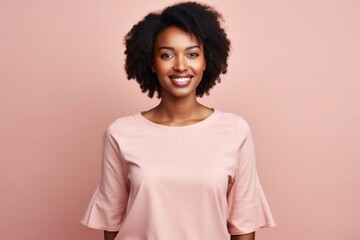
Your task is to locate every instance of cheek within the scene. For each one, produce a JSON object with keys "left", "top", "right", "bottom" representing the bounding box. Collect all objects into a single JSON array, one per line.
[
  {"left": 193, "top": 61, "right": 206, "bottom": 72},
  {"left": 154, "top": 60, "right": 172, "bottom": 74},
  {"left": 192, "top": 56, "right": 206, "bottom": 69}
]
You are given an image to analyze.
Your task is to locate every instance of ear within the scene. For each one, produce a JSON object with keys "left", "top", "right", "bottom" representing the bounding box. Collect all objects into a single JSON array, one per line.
[
  {"left": 151, "top": 64, "right": 156, "bottom": 73},
  {"left": 203, "top": 61, "right": 206, "bottom": 71}
]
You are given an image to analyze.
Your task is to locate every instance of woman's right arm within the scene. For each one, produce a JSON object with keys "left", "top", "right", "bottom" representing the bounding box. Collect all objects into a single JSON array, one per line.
[{"left": 104, "top": 230, "right": 119, "bottom": 240}]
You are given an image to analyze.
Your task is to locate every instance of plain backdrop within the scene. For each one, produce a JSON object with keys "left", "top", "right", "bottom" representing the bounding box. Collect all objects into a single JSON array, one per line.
[{"left": 1, "top": 0, "right": 359, "bottom": 239}]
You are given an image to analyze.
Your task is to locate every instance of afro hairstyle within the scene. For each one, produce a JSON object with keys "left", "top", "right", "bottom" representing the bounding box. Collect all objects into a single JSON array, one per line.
[{"left": 124, "top": 1, "right": 231, "bottom": 98}]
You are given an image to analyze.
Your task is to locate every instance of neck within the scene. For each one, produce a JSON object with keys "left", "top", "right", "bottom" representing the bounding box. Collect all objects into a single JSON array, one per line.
[{"left": 156, "top": 92, "right": 202, "bottom": 121}]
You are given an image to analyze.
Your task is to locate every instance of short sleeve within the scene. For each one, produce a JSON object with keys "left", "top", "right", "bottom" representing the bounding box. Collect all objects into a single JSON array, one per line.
[
  {"left": 226, "top": 119, "right": 276, "bottom": 235},
  {"left": 81, "top": 123, "right": 129, "bottom": 231}
]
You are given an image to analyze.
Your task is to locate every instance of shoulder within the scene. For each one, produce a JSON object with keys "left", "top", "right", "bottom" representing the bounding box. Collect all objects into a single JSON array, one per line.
[
  {"left": 216, "top": 109, "right": 251, "bottom": 131},
  {"left": 103, "top": 113, "right": 140, "bottom": 137},
  {"left": 214, "top": 110, "right": 254, "bottom": 149}
]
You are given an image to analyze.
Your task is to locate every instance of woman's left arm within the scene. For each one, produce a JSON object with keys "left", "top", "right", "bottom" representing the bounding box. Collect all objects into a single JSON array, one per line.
[{"left": 231, "top": 232, "right": 255, "bottom": 240}]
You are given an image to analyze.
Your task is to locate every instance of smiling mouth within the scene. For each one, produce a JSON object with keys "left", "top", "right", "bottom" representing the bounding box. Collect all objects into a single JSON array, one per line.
[
  {"left": 169, "top": 76, "right": 192, "bottom": 87},
  {"left": 171, "top": 77, "right": 191, "bottom": 82},
  {"left": 169, "top": 75, "right": 192, "bottom": 87}
]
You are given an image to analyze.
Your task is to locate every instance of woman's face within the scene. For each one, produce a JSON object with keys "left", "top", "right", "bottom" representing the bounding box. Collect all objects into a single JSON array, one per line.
[{"left": 152, "top": 26, "right": 206, "bottom": 99}]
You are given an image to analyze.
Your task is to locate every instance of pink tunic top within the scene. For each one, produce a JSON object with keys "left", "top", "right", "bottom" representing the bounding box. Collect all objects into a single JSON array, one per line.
[{"left": 81, "top": 109, "right": 276, "bottom": 239}]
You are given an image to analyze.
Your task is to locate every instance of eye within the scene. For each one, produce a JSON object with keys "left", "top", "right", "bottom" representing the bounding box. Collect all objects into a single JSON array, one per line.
[
  {"left": 187, "top": 52, "right": 199, "bottom": 58},
  {"left": 160, "top": 53, "right": 173, "bottom": 59}
]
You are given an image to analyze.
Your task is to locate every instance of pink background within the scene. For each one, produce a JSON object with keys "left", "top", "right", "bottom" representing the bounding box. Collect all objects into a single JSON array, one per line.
[{"left": 1, "top": 0, "right": 359, "bottom": 239}]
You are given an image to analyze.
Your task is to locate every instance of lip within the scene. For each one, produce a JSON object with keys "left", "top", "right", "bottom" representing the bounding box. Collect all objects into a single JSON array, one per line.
[{"left": 169, "top": 75, "right": 193, "bottom": 87}]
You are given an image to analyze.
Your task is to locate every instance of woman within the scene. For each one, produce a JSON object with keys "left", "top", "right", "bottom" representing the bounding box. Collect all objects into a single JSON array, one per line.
[{"left": 81, "top": 2, "right": 276, "bottom": 240}]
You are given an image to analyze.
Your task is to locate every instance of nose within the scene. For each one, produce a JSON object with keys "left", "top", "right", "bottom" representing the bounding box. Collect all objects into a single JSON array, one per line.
[{"left": 173, "top": 56, "right": 188, "bottom": 72}]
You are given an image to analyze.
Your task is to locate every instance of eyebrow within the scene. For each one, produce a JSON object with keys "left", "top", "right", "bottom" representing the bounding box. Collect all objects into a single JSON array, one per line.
[{"left": 157, "top": 45, "right": 201, "bottom": 52}]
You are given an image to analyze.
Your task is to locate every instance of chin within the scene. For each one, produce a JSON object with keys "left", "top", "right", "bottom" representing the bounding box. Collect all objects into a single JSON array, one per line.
[{"left": 161, "top": 88, "right": 197, "bottom": 98}]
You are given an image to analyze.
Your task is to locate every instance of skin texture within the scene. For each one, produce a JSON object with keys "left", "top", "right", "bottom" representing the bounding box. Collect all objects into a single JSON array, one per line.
[
  {"left": 103, "top": 26, "right": 256, "bottom": 240},
  {"left": 152, "top": 26, "right": 206, "bottom": 100},
  {"left": 143, "top": 26, "right": 213, "bottom": 125},
  {"left": 104, "top": 231, "right": 118, "bottom": 240},
  {"left": 231, "top": 232, "right": 255, "bottom": 240}
]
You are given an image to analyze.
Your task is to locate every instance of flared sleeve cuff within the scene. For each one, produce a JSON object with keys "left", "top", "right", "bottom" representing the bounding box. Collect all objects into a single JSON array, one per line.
[
  {"left": 227, "top": 118, "right": 276, "bottom": 235},
  {"left": 81, "top": 122, "right": 129, "bottom": 231},
  {"left": 81, "top": 185, "right": 126, "bottom": 231},
  {"left": 227, "top": 178, "right": 276, "bottom": 234}
]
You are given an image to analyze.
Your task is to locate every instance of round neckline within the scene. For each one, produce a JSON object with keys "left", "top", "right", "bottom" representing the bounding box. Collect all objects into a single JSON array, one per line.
[{"left": 136, "top": 108, "right": 221, "bottom": 131}]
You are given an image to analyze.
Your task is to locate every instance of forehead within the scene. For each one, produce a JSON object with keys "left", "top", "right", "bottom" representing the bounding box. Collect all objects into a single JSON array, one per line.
[{"left": 154, "top": 26, "right": 201, "bottom": 49}]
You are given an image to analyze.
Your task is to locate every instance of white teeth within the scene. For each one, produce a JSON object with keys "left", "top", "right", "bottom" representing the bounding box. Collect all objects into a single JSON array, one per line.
[{"left": 172, "top": 77, "right": 191, "bottom": 82}]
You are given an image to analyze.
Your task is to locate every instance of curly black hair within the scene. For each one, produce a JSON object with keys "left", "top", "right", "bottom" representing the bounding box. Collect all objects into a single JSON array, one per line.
[{"left": 124, "top": 1, "right": 231, "bottom": 98}]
